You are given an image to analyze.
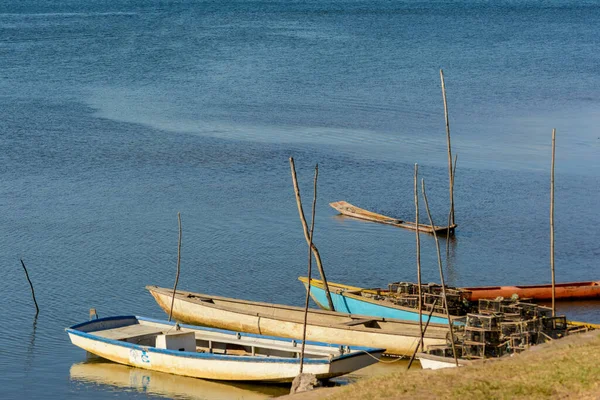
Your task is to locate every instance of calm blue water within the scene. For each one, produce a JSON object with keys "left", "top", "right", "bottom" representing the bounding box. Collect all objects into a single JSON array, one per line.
[{"left": 1, "top": 0, "right": 599, "bottom": 398}]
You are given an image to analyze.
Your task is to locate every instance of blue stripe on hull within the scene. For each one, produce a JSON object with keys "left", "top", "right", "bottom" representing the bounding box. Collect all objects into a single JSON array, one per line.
[{"left": 308, "top": 284, "right": 450, "bottom": 325}]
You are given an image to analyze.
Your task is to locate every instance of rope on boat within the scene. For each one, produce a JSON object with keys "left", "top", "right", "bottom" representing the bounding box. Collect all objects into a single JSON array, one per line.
[{"left": 356, "top": 350, "right": 406, "bottom": 363}]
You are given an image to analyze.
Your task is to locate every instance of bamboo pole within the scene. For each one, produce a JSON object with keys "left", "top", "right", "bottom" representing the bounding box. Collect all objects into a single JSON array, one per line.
[
  {"left": 421, "top": 179, "right": 458, "bottom": 366},
  {"left": 440, "top": 69, "right": 455, "bottom": 225},
  {"left": 289, "top": 157, "right": 335, "bottom": 311},
  {"left": 414, "top": 164, "right": 423, "bottom": 351},
  {"left": 300, "top": 164, "right": 319, "bottom": 373},
  {"left": 446, "top": 154, "right": 458, "bottom": 259},
  {"left": 168, "top": 212, "right": 182, "bottom": 322},
  {"left": 20, "top": 259, "right": 39, "bottom": 316},
  {"left": 550, "top": 129, "right": 556, "bottom": 317},
  {"left": 406, "top": 298, "right": 438, "bottom": 370}
]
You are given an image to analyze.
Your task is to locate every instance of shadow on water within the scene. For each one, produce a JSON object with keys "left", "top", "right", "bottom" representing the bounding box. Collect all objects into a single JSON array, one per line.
[
  {"left": 70, "top": 358, "right": 290, "bottom": 399},
  {"left": 24, "top": 314, "right": 39, "bottom": 375}
]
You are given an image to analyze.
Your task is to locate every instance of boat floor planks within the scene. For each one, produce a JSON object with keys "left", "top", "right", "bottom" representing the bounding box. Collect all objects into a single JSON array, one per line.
[{"left": 330, "top": 201, "right": 456, "bottom": 234}]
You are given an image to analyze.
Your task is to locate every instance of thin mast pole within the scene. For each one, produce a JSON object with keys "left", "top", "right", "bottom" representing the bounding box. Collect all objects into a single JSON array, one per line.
[{"left": 299, "top": 164, "right": 319, "bottom": 373}]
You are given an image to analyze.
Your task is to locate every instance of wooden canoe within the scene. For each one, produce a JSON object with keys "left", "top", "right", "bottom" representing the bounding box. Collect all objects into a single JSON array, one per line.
[
  {"left": 146, "top": 285, "right": 451, "bottom": 357},
  {"left": 66, "top": 315, "right": 384, "bottom": 382},
  {"left": 298, "top": 277, "right": 454, "bottom": 324},
  {"left": 463, "top": 280, "right": 600, "bottom": 301},
  {"left": 330, "top": 201, "right": 456, "bottom": 234}
]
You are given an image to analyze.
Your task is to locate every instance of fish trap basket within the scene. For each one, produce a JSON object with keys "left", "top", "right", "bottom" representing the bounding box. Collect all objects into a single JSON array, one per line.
[{"left": 466, "top": 314, "right": 501, "bottom": 330}]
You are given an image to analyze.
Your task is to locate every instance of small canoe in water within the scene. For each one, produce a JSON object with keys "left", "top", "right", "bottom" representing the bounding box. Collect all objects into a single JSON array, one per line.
[
  {"left": 463, "top": 280, "right": 600, "bottom": 301},
  {"left": 66, "top": 315, "right": 384, "bottom": 382},
  {"left": 146, "top": 285, "right": 451, "bottom": 356},
  {"left": 330, "top": 201, "right": 457, "bottom": 234}
]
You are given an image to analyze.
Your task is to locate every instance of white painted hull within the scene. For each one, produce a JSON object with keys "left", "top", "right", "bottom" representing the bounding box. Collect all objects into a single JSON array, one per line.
[
  {"left": 147, "top": 286, "right": 449, "bottom": 356},
  {"left": 417, "top": 353, "right": 471, "bottom": 370},
  {"left": 67, "top": 316, "right": 384, "bottom": 382}
]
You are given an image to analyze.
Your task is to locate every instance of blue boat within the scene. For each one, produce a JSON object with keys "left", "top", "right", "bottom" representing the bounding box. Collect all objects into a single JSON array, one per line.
[{"left": 299, "top": 277, "right": 452, "bottom": 325}]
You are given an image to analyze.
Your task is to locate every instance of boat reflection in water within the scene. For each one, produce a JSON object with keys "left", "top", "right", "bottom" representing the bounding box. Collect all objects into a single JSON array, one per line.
[{"left": 70, "top": 357, "right": 288, "bottom": 400}]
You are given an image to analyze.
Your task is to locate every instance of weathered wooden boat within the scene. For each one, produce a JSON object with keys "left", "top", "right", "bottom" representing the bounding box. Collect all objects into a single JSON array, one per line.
[
  {"left": 330, "top": 201, "right": 457, "bottom": 234},
  {"left": 146, "top": 285, "right": 452, "bottom": 356},
  {"left": 299, "top": 277, "right": 457, "bottom": 324},
  {"left": 66, "top": 315, "right": 384, "bottom": 382},
  {"left": 463, "top": 280, "right": 600, "bottom": 301}
]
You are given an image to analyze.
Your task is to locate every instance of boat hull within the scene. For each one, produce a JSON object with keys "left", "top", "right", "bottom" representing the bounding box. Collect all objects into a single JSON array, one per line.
[
  {"left": 464, "top": 281, "right": 600, "bottom": 301},
  {"left": 146, "top": 286, "right": 449, "bottom": 357},
  {"left": 330, "top": 200, "right": 456, "bottom": 234},
  {"left": 417, "top": 353, "right": 472, "bottom": 370},
  {"left": 67, "top": 316, "right": 383, "bottom": 382},
  {"left": 300, "top": 277, "right": 450, "bottom": 325}
]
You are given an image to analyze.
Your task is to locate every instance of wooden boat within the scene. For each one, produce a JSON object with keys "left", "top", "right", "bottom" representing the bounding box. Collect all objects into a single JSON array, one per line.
[
  {"left": 463, "top": 281, "right": 600, "bottom": 301},
  {"left": 330, "top": 201, "right": 457, "bottom": 234},
  {"left": 66, "top": 315, "right": 384, "bottom": 382},
  {"left": 299, "top": 277, "right": 458, "bottom": 324},
  {"left": 146, "top": 285, "right": 452, "bottom": 356}
]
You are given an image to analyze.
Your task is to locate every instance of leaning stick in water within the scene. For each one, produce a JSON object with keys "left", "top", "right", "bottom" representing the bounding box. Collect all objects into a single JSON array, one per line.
[
  {"left": 20, "top": 259, "right": 39, "bottom": 316},
  {"left": 440, "top": 69, "right": 455, "bottom": 226},
  {"left": 446, "top": 154, "right": 458, "bottom": 259},
  {"left": 300, "top": 164, "right": 319, "bottom": 374},
  {"left": 289, "top": 157, "right": 335, "bottom": 311},
  {"left": 169, "top": 212, "right": 182, "bottom": 322},
  {"left": 422, "top": 179, "right": 458, "bottom": 366}
]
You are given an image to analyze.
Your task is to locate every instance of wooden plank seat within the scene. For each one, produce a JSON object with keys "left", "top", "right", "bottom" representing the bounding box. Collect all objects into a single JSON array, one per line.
[{"left": 94, "top": 324, "right": 165, "bottom": 341}]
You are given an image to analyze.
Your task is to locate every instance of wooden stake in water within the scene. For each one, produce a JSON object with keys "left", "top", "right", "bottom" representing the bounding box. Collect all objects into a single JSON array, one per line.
[
  {"left": 440, "top": 69, "right": 455, "bottom": 226},
  {"left": 414, "top": 164, "right": 423, "bottom": 351},
  {"left": 289, "top": 157, "right": 335, "bottom": 312},
  {"left": 446, "top": 154, "right": 458, "bottom": 259},
  {"left": 421, "top": 179, "right": 458, "bottom": 366},
  {"left": 20, "top": 259, "right": 39, "bottom": 316},
  {"left": 300, "top": 164, "right": 318, "bottom": 374},
  {"left": 550, "top": 129, "right": 556, "bottom": 317},
  {"left": 169, "top": 212, "right": 182, "bottom": 322}
]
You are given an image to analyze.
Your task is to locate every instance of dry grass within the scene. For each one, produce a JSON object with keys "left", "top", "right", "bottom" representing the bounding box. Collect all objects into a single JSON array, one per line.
[{"left": 284, "top": 331, "right": 600, "bottom": 400}]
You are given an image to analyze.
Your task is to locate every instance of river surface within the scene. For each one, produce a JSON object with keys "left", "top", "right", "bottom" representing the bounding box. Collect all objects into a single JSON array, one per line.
[{"left": 1, "top": 0, "right": 599, "bottom": 398}]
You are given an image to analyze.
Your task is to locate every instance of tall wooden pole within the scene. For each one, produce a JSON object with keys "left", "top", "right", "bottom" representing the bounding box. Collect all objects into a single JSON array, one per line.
[
  {"left": 550, "top": 129, "right": 556, "bottom": 317},
  {"left": 446, "top": 154, "right": 458, "bottom": 260},
  {"left": 407, "top": 298, "right": 438, "bottom": 370},
  {"left": 414, "top": 164, "right": 423, "bottom": 351},
  {"left": 289, "top": 157, "right": 335, "bottom": 311},
  {"left": 440, "top": 69, "right": 455, "bottom": 225},
  {"left": 169, "top": 212, "right": 182, "bottom": 322},
  {"left": 20, "top": 259, "right": 39, "bottom": 316},
  {"left": 300, "top": 164, "right": 318, "bottom": 373},
  {"left": 422, "top": 179, "right": 458, "bottom": 366}
]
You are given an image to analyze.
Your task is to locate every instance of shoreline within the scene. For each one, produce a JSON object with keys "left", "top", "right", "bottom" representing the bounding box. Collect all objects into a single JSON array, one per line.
[{"left": 281, "top": 330, "right": 600, "bottom": 399}]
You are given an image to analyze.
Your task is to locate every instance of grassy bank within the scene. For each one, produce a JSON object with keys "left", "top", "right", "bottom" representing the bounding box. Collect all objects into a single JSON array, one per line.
[{"left": 285, "top": 330, "right": 600, "bottom": 399}]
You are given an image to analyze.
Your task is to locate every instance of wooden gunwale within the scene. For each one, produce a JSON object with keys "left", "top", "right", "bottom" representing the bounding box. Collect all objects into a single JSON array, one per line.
[{"left": 330, "top": 201, "right": 456, "bottom": 234}]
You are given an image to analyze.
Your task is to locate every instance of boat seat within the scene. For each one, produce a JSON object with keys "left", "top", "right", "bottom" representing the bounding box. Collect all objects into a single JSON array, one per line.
[{"left": 93, "top": 324, "right": 165, "bottom": 341}]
